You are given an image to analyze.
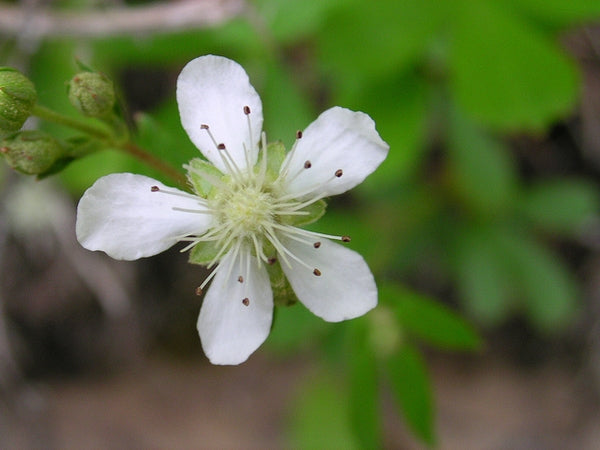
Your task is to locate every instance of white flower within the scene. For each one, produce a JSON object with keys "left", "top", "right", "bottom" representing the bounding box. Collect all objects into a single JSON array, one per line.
[{"left": 76, "top": 55, "right": 389, "bottom": 365}]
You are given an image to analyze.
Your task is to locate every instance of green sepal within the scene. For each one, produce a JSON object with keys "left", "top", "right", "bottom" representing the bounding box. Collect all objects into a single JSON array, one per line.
[
  {"left": 188, "top": 240, "right": 220, "bottom": 265},
  {"left": 268, "top": 259, "right": 299, "bottom": 307},
  {"left": 257, "top": 140, "right": 286, "bottom": 182},
  {"left": 186, "top": 157, "right": 223, "bottom": 198},
  {"left": 287, "top": 199, "right": 327, "bottom": 227}
]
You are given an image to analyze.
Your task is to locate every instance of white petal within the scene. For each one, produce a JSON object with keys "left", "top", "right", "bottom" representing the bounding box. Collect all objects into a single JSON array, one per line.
[
  {"left": 76, "top": 173, "right": 212, "bottom": 260},
  {"left": 177, "top": 55, "right": 263, "bottom": 173},
  {"left": 280, "top": 238, "right": 377, "bottom": 322},
  {"left": 282, "top": 107, "right": 389, "bottom": 198},
  {"left": 198, "top": 249, "right": 273, "bottom": 365}
]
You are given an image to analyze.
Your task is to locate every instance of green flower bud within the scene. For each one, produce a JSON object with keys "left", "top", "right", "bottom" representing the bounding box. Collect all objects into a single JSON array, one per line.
[
  {"left": 68, "top": 72, "right": 115, "bottom": 117},
  {"left": 0, "top": 67, "right": 37, "bottom": 134},
  {"left": 1, "top": 130, "right": 64, "bottom": 175}
]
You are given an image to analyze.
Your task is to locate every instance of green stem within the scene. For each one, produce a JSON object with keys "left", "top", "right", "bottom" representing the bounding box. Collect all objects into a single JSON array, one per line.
[
  {"left": 32, "top": 104, "right": 112, "bottom": 140},
  {"left": 119, "top": 141, "right": 188, "bottom": 188}
]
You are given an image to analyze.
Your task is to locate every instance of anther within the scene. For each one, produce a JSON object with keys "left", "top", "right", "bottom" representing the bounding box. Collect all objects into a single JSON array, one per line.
[
  {"left": 150, "top": 186, "right": 160, "bottom": 192},
  {"left": 313, "top": 242, "right": 321, "bottom": 248},
  {"left": 243, "top": 106, "right": 251, "bottom": 115},
  {"left": 217, "top": 143, "right": 226, "bottom": 150},
  {"left": 342, "top": 235, "right": 351, "bottom": 242},
  {"left": 313, "top": 268, "right": 322, "bottom": 276},
  {"left": 335, "top": 169, "right": 343, "bottom": 178},
  {"left": 195, "top": 286, "right": 203, "bottom": 296},
  {"left": 268, "top": 257, "right": 277, "bottom": 265},
  {"left": 242, "top": 298, "right": 250, "bottom": 306},
  {"left": 200, "top": 124, "right": 209, "bottom": 129},
  {"left": 296, "top": 130, "right": 303, "bottom": 139},
  {"left": 238, "top": 276, "right": 244, "bottom": 283},
  {"left": 304, "top": 160, "right": 312, "bottom": 169}
]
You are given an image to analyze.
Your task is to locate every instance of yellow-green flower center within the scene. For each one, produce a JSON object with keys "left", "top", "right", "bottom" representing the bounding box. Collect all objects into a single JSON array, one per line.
[{"left": 215, "top": 183, "right": 275, "bottom": 237}]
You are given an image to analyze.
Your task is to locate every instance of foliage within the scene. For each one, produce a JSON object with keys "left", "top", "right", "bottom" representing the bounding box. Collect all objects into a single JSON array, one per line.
[{"left": 2, "top": 0, "right": 600, "bottom": 446}]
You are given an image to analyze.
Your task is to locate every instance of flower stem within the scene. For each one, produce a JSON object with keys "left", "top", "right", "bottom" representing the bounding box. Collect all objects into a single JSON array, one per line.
[
  {"left": 32, "top": 104, "right": 112, "bottom": 140},
  {"left": 120, "top": 141, "right": 188, "bottom": 188}
]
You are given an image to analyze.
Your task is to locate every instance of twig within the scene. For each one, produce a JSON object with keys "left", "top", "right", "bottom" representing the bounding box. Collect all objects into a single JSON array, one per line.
[{"left": 0, "top": 0, "right": 247, "bottom": 38}]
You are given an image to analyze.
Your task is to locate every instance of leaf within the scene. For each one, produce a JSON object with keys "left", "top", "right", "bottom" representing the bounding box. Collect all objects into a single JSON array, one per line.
[
  {"left": 448, "top": 108, "right": 518, "bottom": 215},
  {"left": 506, "top": 0, "right": 600, "bottom": 27},
  {"left": 185, "top": 157, "right": 223, "bottom": 198},
  {"left": 386, "top": 344, "right": 435, "bottom": 445},
  {"left": 381, "top": 282, "right": 483, "bottom": 351},
  {"left": 286, "top": 373, "right": 358, "bottom": 450},
  {"left": 188, "top": 241, "right": 219, "bottom": 266},
  {"left": 519, "top": 179, "right": 598, "bottom": 236},
  {"left": 348, "top": 320, "right": 381, "bottom": 449},
  {"left": 450, "top": 0, "right": 579, "bottom": 131}
]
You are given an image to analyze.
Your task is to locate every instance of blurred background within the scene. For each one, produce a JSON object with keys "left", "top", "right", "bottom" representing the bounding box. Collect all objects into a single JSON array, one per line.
[{"left": 2, "top": 0, "right": 600, "bottom": 448}]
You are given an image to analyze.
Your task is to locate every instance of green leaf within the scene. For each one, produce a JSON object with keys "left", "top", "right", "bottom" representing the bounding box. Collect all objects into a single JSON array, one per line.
[
  {"left": 448, "top": 109, "right": 518, "bottom": 215},
  {"left": 387, "top": 344, "right": 435, "bottom": 445},
  {"left": 188, "top": 241, "right": 219, "bottom": 266},
  {"left": 506, "top": 0, "right": 600, "bottom": 27},
  {"left": 495, "top": 230, "right": 579, "bottom": 331},
  {"left": 266, "top": 302, "right": 327, "bottom": 354},
  {"left": 185, "top": 157, "right": 223, "bottom": 198},
  {"left": 286, "top": 373, "right": 358, "bottom": 450},
  {"left": 454, "top": 228, "right": 514, "bottom": 325},
  {"left": 450, "top": 0, "right": 579, "bottom": 131},
  {"left": 519, "top": 179, "right": 598, "bottom": 236},
  {"left": 348, "top": 321, "right": 381, "bottom": 449},
  {"left": 381, "top": 282, "right": 483, "bottom": 351}
]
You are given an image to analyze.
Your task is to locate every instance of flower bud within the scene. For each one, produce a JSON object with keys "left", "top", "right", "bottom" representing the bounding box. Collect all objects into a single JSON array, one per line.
[
  {"left": 0, "top": 67, "right": 37, "bottom": 134},
  {"left": 68, "top": 72, "right": 115, "bottom": 117},
  {"left": 1, "top": 130, "right": 64, "bottom": 175}
]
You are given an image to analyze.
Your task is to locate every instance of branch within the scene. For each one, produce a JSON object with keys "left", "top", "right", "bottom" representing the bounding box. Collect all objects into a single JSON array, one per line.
[{"left": 0, "top": 0, "right": 247, "bottom": 38}]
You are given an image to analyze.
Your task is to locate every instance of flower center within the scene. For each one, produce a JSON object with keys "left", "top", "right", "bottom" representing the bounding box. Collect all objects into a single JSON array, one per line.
[{"left": 215, "top": 182, "right": 274, "bottom": 236}]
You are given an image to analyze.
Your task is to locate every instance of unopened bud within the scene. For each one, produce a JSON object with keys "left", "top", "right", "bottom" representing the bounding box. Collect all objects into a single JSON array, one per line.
[
  {"left": 0, "top": 67, "right": 37, "bottom": 134},
  {"left": 1, "top": 130, "right": 64, "bottom": 175},
  {"left": 68, "top": 72, "right": 115, "bottom": 118}
]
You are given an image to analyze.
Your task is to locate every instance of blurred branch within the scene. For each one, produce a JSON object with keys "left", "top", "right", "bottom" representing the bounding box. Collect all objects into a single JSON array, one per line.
[{"left": 0, "top": 0, "right": 247, "bottom": 38}]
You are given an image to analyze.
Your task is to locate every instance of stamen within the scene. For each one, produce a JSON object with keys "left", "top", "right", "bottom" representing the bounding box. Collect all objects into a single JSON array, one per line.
[
  {"left": 276, "top": 130, "right": 303, "bottom": 183},
  {"left": 217, "top": 143, "right": 226, "bottom": 150},
  {"left": 242, "top": 298, "right": 250, "bottom": 306},
  {"left": 195, "top": 286, "right": 203, "bottom": 296},
  {"left": 342, "top": 235, "right": 351, "bottom": 242},
  {"left": 313, "top": 268, "right": 322, "bottom": 276},
  {"left": 335, "top": 169, "right": 343, "bottom": 178},
  {"left": 238, "top": 276, "right": 244, "bottom": 283},
  {"left": 296, "top": 130, "right": 303, "bottom": 139},
  {"left": 201, "top": 124, "right": 221, "bottom": 150},
  {"left": 267, "top": 257, "right": 277, "bottom": 265},
  {"left": 243, "top": 106, "right": 251, "bottom": 115},
  {"left": 183, "top": 164, "right": 226, "bottom": 190},
  {"left": 171, "top": 207, "right": 213, "bottom": 214},
  {"left": 150, "top": 185, "right": 209, "bottom": 203},
  {"left": 151, "top": 185, "right": 160, "bottom": 192},
  {"left": 313, "top": 242, "right": 321, "bottom": 248},
  {"left": 272, "top": 223, "right": 350, "bottom": 242},
  {"left": 304, "top": 160, "right": 312, "bottom": 169},
  {"left": 244, "top": 106, "right": 254, "bottom": 170}
]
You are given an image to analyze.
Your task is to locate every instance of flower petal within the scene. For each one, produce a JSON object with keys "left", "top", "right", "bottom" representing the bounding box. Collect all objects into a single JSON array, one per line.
[
  {"left": 198, "top": 249, "right": 273, "bottom": 365},
  {"left": 282, "top": 107, "right": 389, "bottom": 198},
  {"left": 76, "top": 173, "right": 212, "bottom": 260},
  {"left": 280, "top": 238, "right": 377, "bottom": 322},
  {"left": 177, "top": 55, "right": 263, "bottom": 173}
]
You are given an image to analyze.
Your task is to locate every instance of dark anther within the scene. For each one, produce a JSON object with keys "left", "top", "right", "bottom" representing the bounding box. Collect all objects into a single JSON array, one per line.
[
  {"left": 296, "top": 130, "right": 303, "bottom": 139},
  {"left": 150, "top": 186, "right": 160, "bottom": 192},
  {"left": 238, "top": 276, "right": 244, "bottom": 283},
  {"left": 200, "top": 124, "right": 209, "bottom": 129},
  {"left": 242, "top": 298, "right": 250, "bottom": 306},
  {"left": 195, "top": 286, "right": 203, "bottom": 296},
  {"left": 341, "top": 235, "right": 351, "bottom": 242},
  {"left": 313, "top": 242, "right": 321, "bottom": 248},
  {"left": 304, "top": 160, "right": 312, "bottom": 169},
  {"left": 313, "top": 268, "right": 322, "bottom": 276},
  {"left": 217, "top": 143, "right": 226, "bottom": 150},
  {"left": 268, "top": 257, "right": 277, "bottom": 265},
  {"left": 335, "top": 169, "right": 343, "bottom": 178},
  {"left": 243, "top": 106, "right": 251, "bottom": 115}
]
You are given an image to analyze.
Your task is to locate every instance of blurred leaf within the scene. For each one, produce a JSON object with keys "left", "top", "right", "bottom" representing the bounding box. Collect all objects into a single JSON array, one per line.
[
  {"left": 387, "top": 344, "right": 435, "bottom": 445},
  {"left": 256, "top": 0, "right": 346, "bottom": 44},
  {"left": 381, "top": 282, "right": 483, "bottom": 351},
  {"left": 450, "top": 0, "right": 579, "bottom": 131},
  {"left": 266, "top": 302, "right": 328, "bottom": 354},
  {"left": 519, "top": 179, "right": 598, "bottom": 236},
  {"left": 496, "top": 230, "right": 579, "bottom": 331},
  {"left": 287, "top": 374, "right": 358, "bottom": 450},
  {"left": 348, "top": 320, "right": 381, "bottom": 449},
  {"left": 454, "top": 228, "right": 514, "bottom": 325},
  {"left": 318, "top": 0, "right": 443, "bottom": 85},
  {"left": 506, "top": 0, "right": 600, "bottom": 27},
  {"left": 448, "top": 109, "right": 518, "bottom": 215}
]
